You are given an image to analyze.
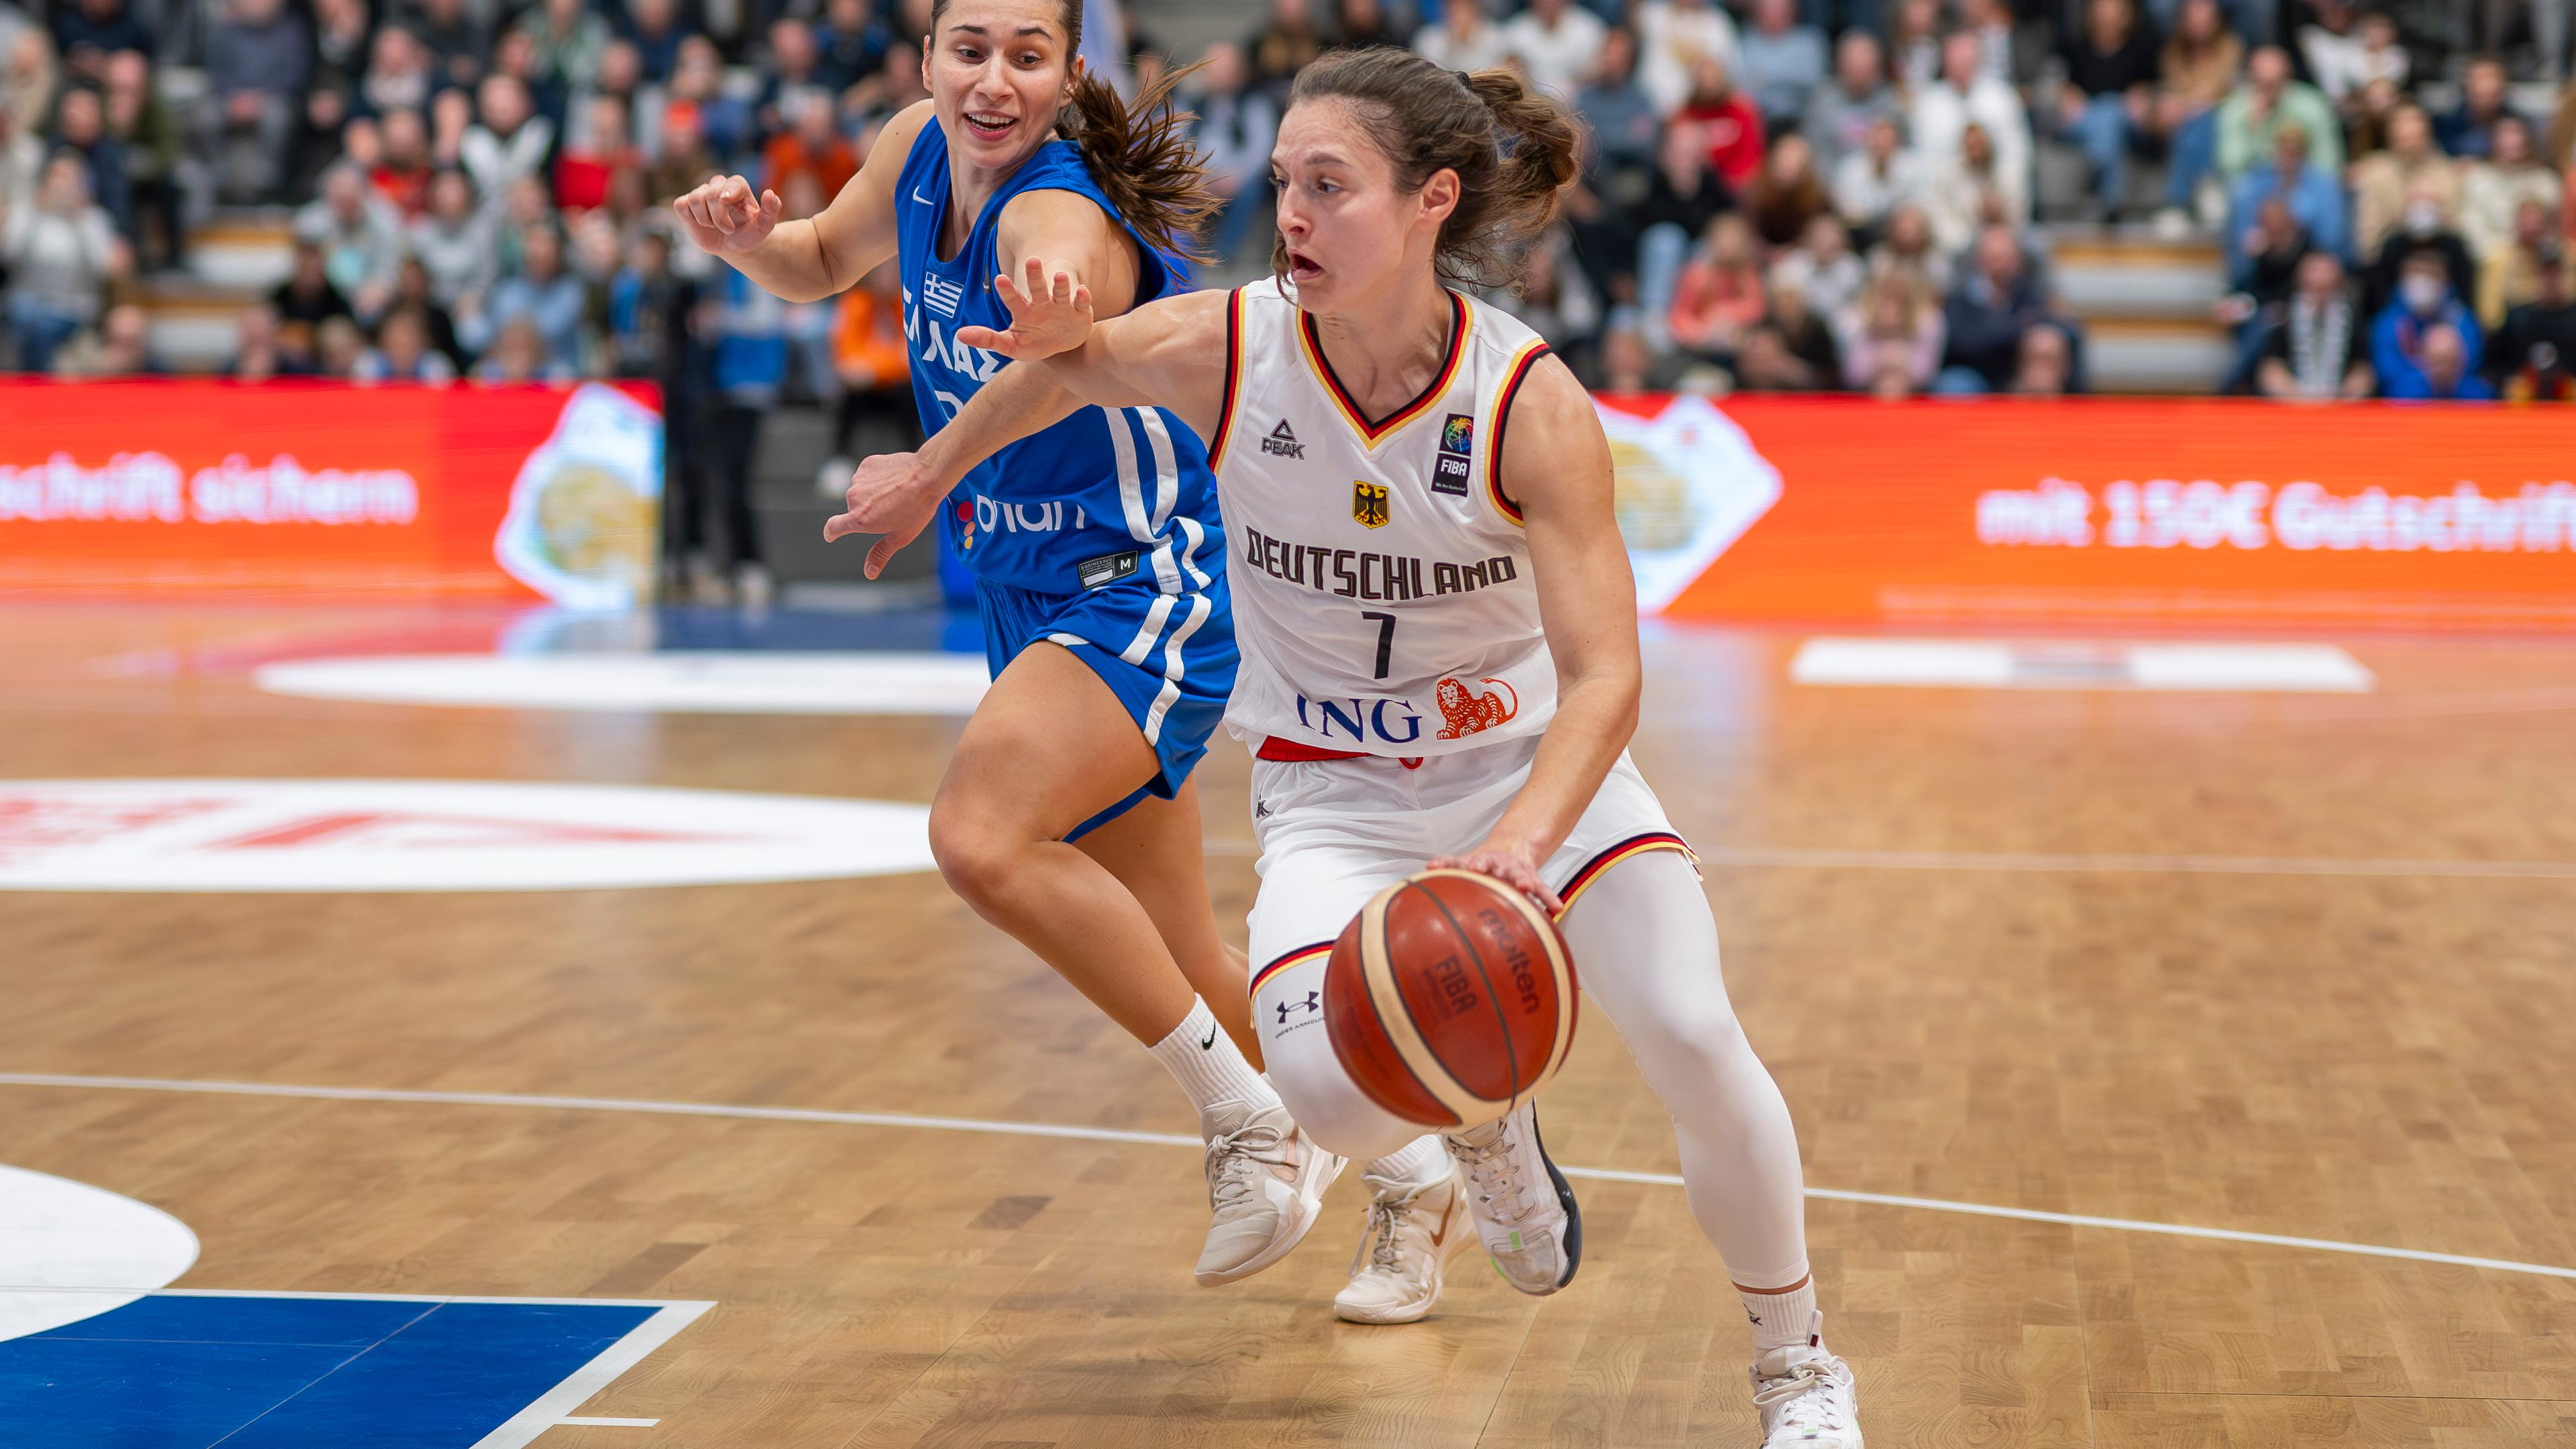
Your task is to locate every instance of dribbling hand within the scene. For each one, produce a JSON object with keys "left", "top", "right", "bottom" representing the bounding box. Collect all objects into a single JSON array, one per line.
[
  {"left": 824, "top": 451, "right": 947, "bottom": 578},
  {"left": 672, "top": 174, "right": 784, "bottom": 256},
  {"left": 1428, "top": 840, "right": 1566, "bottom": 917},
  {"left": 955, "top": 256, "right": 1095, "bottom": 359}
]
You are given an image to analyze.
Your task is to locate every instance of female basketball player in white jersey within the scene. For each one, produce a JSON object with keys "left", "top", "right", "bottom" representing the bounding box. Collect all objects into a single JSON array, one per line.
[
  {"left": 828, "top": 47, "right": 1865, "bottom": 1448},
  {"left": 674, "top": 0, "right": 1346, "bottom": 1289}
]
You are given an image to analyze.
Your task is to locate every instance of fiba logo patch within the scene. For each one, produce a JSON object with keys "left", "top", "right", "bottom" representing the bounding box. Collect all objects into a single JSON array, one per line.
[
  {"left": 1261, "top": 419, "right": 1305, "bottom": 460},
  {"left": 1432, "top": 413, "right": 1474, "bottom": 497},
  {"left": 1352, "top": 481, "right": 1391, "bottom": 529}
]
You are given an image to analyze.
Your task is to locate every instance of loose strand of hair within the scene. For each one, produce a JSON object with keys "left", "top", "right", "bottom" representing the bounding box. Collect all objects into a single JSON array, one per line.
[{"left": 1059, "top": 59, "right": 1219, "bottom": 262}]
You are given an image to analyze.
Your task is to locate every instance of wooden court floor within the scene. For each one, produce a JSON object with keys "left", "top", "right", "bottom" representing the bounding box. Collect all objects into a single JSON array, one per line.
[{"left": 5, "top": 600, "right": 2576, "bottom": 1448}]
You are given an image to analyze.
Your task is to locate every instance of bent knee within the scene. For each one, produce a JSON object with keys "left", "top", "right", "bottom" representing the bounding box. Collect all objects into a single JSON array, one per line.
[
  {"left": 1262, "top": 1031, "right": 1420, "bottom": 1163},
  {"left": 926, "top": 794, "right": 1028, "bottom": 915},
  {"left": 1623, "top": 1005, "right": 1760, "bottom": 1094}
]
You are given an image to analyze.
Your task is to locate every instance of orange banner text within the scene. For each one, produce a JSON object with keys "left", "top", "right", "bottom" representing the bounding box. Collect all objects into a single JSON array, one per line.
[
  {"left": 0, "top": 379, "right": 663, "bottom": 602},
  {"left": 1596, "top": 394, "right": 2576, "bottom": 631}
]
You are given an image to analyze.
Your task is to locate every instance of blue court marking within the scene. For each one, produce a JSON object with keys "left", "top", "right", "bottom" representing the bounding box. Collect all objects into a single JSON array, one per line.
[{"left": 0, "top": 1290, "right": 708, "bottom": 1448}]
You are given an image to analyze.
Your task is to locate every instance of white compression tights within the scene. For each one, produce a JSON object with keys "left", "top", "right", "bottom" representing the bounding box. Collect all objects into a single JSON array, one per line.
[{"left": 1254, "top": 849, "right": 1813, "bottom": 1290}]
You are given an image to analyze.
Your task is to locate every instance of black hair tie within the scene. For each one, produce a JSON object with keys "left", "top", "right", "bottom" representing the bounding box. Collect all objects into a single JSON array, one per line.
[{"left": 1452, "top": 68, "right": 1474, "bottom": 88}]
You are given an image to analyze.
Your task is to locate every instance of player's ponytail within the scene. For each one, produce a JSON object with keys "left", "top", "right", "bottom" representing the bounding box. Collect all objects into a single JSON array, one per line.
[
  {"left": 1057, "top": 61, "right": 1220, "bottom": 263},
  {"left": 1281, "top": 49, "right": 1581, "bottom": 289}
]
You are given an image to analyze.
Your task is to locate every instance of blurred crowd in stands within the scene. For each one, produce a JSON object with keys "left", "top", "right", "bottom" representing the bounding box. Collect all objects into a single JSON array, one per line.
[{"left": 1, "top": 0, "right": 2573, "bottom": 410}]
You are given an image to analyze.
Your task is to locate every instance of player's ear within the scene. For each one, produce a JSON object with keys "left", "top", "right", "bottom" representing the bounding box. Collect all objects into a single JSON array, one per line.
[{"left": 1417, "top": 168, "right": 1461, "bottom": 229}]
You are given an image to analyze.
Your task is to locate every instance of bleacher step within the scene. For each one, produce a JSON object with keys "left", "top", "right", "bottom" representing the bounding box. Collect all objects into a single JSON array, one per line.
[{"left": 2084, "top": 317, "right": 2238, "bottom": 394}]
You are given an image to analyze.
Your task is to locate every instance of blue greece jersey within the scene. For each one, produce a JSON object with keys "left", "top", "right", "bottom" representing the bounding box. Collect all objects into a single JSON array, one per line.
[{"left": 894, "top": 119, "right": 1234, "bottom": 832}]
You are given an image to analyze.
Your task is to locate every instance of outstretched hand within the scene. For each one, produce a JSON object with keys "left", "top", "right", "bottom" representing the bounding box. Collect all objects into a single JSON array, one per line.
[
  {"left": 954, "top": 255, "right": 1095, "bottom": 359},
  {"left": 1427, "top": 839, "right": 1566, "bottom": 918},
  {"left": 672, "top": 174, "right": 784, "bottom": 256},
  {"left": 824, "top": 451, "right": 949, "bottom": 579}
]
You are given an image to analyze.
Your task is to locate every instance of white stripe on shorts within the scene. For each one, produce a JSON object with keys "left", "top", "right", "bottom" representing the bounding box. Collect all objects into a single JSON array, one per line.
[
  {"left": 1119, "top": 592, "right": 1177, "bottom": 666},
  {"left": 1172, "top": 515, "right": 1212, "bottom": 588},
  {"left": 1105, "top": 409, "right": 1185, "bottom": 596},
  {"left": 1142, "top": 592, "right": 1214, "bottom": 745},
  {"left": 1136, "top": 407, "right": 1181, "bottom": 534}
]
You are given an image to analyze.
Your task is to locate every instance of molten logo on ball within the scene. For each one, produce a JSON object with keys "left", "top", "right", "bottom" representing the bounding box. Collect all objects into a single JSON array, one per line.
[{"left": 1322, "top": 869, "right": 1580, "bottom": 1130}]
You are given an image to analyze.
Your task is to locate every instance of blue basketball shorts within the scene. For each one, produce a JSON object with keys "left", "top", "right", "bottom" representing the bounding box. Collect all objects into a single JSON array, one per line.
[{"left": 973, "top": 573, "right": 1239, "bottom": 840}]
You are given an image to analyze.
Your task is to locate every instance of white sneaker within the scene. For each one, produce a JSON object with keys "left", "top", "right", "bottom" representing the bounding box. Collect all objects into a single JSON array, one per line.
[
  {"left": 1333, "top": 1167, "right": 1468, "bottom": 1324},
  {"left": 1751, "top": 1330, "right": 1862, "bottom": 1446},
  {"left": 1440, "top": 1102, "right": 1581, "bottom": 1295},
  {"left": 1193, "top": 1099, "right": 1344, "bottom": 1286}
]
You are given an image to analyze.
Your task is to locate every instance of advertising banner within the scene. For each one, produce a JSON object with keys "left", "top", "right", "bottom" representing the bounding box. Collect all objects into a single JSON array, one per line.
[
  {"left": 1601, "top": 394, "right": 2576, "bottom": 631},
  {"left": 0, "top": 380, "right": 662, "bottom": 603}
]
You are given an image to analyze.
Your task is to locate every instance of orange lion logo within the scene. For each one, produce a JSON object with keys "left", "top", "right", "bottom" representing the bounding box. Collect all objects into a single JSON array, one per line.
[{"left": 1434, "top": 677, "right": 1519, "bottom": 739}]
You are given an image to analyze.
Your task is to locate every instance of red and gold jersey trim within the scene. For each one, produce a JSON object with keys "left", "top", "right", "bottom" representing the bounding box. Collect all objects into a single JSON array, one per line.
[
  {"left": 1206, "top": 286, "right": 1248, "bottom": 472},
  {"left": 1551, "top": 832, "right": 1696, "bottom": 920},
  {"left": 1485, "top": 339, "right": 1552, "bottom": 527},
  {"left": 1294, "top": 290, "right": 1472, "bottom": 449},
  {"left": 1250, "top": 941, "right": 1333, "bottom": 996}
]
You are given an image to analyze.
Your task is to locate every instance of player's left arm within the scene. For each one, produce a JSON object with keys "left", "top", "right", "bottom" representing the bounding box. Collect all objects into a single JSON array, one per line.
[
  {"left": 953, "top": 190, "right": 1144, "bottom": 358},
  {"left": 1428, "top": 356, "right": 1641, "bottom": 916}
]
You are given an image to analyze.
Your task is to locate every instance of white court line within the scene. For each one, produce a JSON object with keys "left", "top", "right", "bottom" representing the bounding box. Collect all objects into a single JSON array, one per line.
[
  {"left": 473, "top": 1300, "right": 708, "bottom": 1449},
  {"left": 1690, "top": 846, "right": 2576, "bottom": 881},
  {"left": 557, "top": 1417, "right": 659, "bottom": 1428},
  {"left": 1204, "top": 838, "right": 2576, "bottom": 880},
  {"left": 3, "top": 1072, "right": 2571, "bottom": 1284}
]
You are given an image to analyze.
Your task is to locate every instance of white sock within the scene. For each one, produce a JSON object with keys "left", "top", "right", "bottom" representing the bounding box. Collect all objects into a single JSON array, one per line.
[
  {"left": 1362, "top": 1134, "right": 1449, "bottom": 1188},
  {"left": 1741, "top": 1276, "right": 1819, "bottom": 1355},
  {"left": 1146, "top": 998, "right": 1275, "bottom": 1123}
]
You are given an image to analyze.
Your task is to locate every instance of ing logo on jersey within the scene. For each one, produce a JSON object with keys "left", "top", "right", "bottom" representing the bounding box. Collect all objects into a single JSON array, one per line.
[
  {"left": 1352, "top": 481, "right": 1391, "bottom": 530},
  {"left": 1434, "top": 677, "right": 1519, "bottom": 739}
]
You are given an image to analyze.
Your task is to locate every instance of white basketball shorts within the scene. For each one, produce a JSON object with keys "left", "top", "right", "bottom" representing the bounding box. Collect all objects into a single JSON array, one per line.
[{"left": 1243, "top": 731, "right": 1695, "bottom": 1057}]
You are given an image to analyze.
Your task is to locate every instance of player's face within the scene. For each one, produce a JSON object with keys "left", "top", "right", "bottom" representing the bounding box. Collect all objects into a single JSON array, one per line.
[
  {"left": 925, "top": 0, "right": 1073, "bottom": 171},
  {"left": 1270, "top": 99, "right": 1456, "bottom": 313}
]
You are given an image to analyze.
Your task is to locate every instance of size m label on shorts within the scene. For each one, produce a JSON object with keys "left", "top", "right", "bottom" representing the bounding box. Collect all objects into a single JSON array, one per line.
[{"left": 1076, "top": 550, "right": 1141, "bottom": 590}]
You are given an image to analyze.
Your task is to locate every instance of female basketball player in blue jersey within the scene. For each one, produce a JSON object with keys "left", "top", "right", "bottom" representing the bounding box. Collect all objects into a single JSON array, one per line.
[
  {"left": 672, "top": 0, "right": 1344, "bottom": 1288},
  {"left": 825, "top": 48, "right": 1866, "bottom": 1448}
]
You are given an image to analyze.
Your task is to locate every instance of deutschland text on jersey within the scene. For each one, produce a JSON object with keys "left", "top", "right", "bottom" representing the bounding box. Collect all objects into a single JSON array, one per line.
[{"left": 1208, "top": 277, "right": 1556, "bottom": 759}]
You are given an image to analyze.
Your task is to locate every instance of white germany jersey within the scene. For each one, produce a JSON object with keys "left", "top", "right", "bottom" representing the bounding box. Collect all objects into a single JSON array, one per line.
[{"left": 1208, "top": 276, "right": 1556, "bottom": 759}]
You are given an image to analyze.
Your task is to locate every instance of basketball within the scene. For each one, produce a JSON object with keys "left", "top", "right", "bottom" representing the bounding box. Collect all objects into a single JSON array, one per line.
[{"left": 1322, "top": 869, "right": 1580, "bottom": 1130}]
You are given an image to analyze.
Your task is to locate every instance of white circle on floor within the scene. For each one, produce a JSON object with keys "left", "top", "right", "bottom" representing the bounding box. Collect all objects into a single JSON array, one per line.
[
  {"left": 0, "top": 1163, "right": 199, "bottom": 1343},
  {"left": 0, "top": 780, "right": 936, "bottom": 892},
  {"left": 256, "top": 651, "right": 991, "bottom": 716}
]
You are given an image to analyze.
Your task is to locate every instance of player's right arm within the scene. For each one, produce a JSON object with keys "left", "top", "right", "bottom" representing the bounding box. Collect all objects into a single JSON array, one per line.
[
  {"left": 672, "top": 100, "right": 934, "bottom": 304},
  {"left": 822, "top": 288, "right": 1231, "bottom": 576}
]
